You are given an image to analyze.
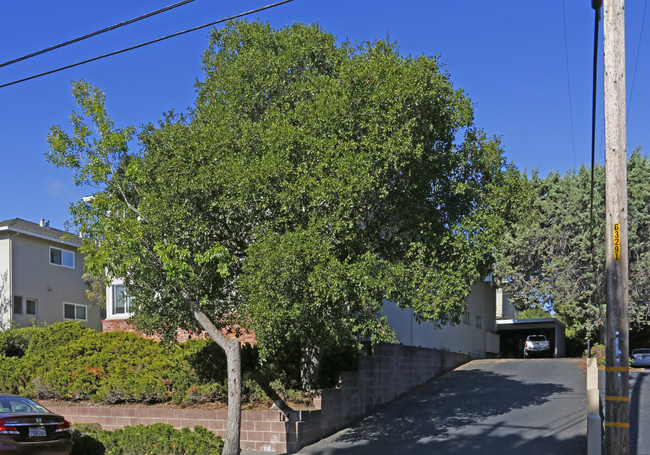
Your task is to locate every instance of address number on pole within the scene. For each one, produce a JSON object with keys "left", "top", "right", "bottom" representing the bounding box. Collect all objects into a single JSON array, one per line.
[{"left": 613, "top": 223, "right": 621, "bottom": 260}]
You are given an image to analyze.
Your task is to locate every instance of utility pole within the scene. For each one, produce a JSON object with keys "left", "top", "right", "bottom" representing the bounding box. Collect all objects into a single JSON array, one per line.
[{"left": 603, "top": 0, "right": 629, "bottom": 454}]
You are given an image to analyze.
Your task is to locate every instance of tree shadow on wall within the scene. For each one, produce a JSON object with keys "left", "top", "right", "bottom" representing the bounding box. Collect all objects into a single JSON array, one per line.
[
  {"left": 299, "top": 364, "right": 585, "bottom": 455},
  {"left": 0, "top": 271, "right": 10, "bottom": 331}
]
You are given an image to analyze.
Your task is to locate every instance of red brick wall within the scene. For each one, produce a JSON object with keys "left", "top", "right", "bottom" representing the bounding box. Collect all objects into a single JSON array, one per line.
[{"left": 101, "top": 318, "right": 257, "bottom": 345}]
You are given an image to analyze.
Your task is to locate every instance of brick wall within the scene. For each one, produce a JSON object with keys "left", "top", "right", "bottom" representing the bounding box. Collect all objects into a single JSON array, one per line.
[
  {"left": 50, "top": 343, "right": 468, "bottom": 453},
  {"left": 47, "top": 405, "right": 288, "bottom": 453},
  {"left": 101, "top": 318, "right": 257, "bottom": 345}
]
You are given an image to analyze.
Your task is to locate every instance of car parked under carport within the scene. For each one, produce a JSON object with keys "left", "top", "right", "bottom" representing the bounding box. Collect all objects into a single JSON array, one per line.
[{"left": 496, "top": 318, "right": 566, "bottom": 358}]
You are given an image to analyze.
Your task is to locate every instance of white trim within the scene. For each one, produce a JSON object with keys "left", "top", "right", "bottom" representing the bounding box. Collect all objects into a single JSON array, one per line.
[
  {"left": 49, "top": 246, "right": 75, "bottom": 269},
  {"left": 25, "top": 298, "right": 38, "bottom": 317},
  {"left": 106, "top": 280, "right": 134, "bottom": 319},
  {"left": 0, "top": 225, "right": 82, "bottom": 247},
  {"left": 63, "top": 302, "right": 87, "bottom": 322}
]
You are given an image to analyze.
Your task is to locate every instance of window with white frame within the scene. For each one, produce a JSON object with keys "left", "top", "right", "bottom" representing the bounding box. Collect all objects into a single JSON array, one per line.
[
  {"left": 25, "top": 299, "right": 37, "bottom": 316},
  {"left": 463, "top": 311, "right": 471, "bottom": 325},
  {"left": 50, "top": 247, "right": 75, "bottom": 268},
  {"left": 63, "top": 303, "right": 87, "bottom": 321},
  {"left": 112, "top": 284, "right": 134, "bottom": 315},
  {"left": 476, "top": 315, "right": 483, "bottom": 329}
]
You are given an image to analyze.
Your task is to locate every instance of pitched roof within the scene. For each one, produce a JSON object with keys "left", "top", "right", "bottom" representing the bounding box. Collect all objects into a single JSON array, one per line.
[{"left": 0, "top": 218, "right": 82, "bottom": 246}]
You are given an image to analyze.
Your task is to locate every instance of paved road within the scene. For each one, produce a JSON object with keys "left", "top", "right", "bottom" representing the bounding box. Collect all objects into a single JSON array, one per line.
[
  {"left": 296, "top": 359, "right": 586, "bottom": 455},
  {"left": 599, "top": 368, "right": 650, "bottom": 455}
]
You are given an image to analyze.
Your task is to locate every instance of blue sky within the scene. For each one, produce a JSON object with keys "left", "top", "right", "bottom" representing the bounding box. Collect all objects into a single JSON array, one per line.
[{"left": 1, "top": 0, "right": 648, "bottom": 230}]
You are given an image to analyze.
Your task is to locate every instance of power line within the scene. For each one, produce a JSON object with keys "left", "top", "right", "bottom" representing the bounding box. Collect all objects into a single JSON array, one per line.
[
  {"left": 589, "top": 2, "right": 601, "bottom": 264},
  {"left": 627, "top": 0, "right": 648, "bottom": 118},
  {"left": 0, "top": 0, "right": 295, "bottom": 89},
  {"left": 0, "top": 0, "right": 196, "bottom": 69}
]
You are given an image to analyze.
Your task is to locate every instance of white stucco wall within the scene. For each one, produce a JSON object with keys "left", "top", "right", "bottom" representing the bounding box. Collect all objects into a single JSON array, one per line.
[
  {"left": 496, "top": 288, "right": 518, "bottom": 319},
  {"left": 383, "top": 280, "right": 499, "bottom": 358}
]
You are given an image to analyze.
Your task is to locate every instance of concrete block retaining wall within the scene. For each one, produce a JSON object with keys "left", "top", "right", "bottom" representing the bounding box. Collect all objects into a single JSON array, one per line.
[{"left": 49, "top": 343, "right": 469, "bottom": 453}]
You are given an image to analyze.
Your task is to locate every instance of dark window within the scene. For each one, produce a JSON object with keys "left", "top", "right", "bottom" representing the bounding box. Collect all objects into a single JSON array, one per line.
[
  {"left": 26, "top": 299, "right": 37, "bottom": 316},
  {"left": 13, "top": 296, "right": 22, "bottom": 315},
  {"left": 64, "top": 303, "right": 87, "bottom": 321},
  {"left": 50, "top": 247, "right": 74, "bottom": 268},
  {"left": 64, "top": 303, "right": 76, "bottom": 320}
]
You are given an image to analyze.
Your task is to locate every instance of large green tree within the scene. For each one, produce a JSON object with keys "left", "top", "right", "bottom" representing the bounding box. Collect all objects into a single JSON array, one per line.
[
  {"left": 494, "top": 151, "right": 650, "bottom": 345},
  {"left": 47, "top": 21, "right": 524, "bottom": 454}
]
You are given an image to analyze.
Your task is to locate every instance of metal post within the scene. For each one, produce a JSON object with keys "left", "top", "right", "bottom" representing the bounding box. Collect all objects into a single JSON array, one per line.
[{"left": 603, "top": 0, "right": 629, "bottom": 453}]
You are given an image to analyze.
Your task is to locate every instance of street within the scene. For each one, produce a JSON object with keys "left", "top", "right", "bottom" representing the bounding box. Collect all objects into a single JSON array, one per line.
[
  {"left": 599, "top": 369, "right": 650, "bottom": 455},
  {"left": 297, "top": 359, "right": 586, "bottom": 455}
]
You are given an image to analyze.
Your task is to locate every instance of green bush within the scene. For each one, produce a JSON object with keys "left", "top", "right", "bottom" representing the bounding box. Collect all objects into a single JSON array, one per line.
[
  {"left": 0, "top": 325, "right": 42, "bottom": 357},
  {"left": 25, "top": 320, "right": 93, "bottom": 356},
  {"left": 71, "top": 423, "right": 222, "bottom": 455},
  {"left": 0, "top": 322, "right": 357, "bottom": 407},
  {"left": 588, "top": 343, "right": 606, "bottom": 366},
  {"left": 0, "top": 356, "right": 30, "bottom": 394}
]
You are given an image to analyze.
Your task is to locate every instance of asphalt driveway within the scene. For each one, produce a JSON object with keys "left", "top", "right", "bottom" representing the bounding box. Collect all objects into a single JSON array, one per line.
[{"left": 296, "top": 359, "right": 586, "bottom": 455}]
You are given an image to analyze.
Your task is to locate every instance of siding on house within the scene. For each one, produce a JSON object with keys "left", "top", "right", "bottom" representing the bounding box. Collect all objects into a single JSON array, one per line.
[
  {"left": 382, "top": 279, "right": 500, "bottom": 358},
  {"left": 0, "top": 218, "right": 102, "bottom": 331}
]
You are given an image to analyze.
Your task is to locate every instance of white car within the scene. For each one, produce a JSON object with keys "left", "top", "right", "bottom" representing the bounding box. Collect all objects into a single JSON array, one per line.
[
  {"left": 524, "top": 335, "right": 551, "bottom": 358},
  {"left": 631, "top": 348, "right": 650, "bottom": 368}
]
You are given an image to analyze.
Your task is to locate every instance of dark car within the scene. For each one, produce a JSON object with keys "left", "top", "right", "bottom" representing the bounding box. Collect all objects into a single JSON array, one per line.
[
  {"left": 0, "top": 394, "right": 73, "bottom": 454},
  {"left": 631, "top": 348, "right": 650, "bottom": 368}
]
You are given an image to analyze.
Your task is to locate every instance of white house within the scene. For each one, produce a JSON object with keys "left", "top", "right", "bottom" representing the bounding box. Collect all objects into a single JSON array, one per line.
[{"left": 382, "top": 277, "right": 504, "bottom": 358}]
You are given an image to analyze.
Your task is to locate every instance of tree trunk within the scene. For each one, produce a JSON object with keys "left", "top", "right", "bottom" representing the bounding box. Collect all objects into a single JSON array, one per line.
[{"left": 194, "top": 309, "right": 242, "bottom": 455}]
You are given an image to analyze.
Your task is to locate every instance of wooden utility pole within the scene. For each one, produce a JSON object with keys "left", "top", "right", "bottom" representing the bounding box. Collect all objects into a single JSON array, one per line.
[{"left": 603, "top": 0, "right": 629, "bottom": 453}]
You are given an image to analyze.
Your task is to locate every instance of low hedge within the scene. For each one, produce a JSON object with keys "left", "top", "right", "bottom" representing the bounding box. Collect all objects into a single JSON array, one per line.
[
  {"left": 71, "top": 423, "right": 223, "bottom": 455},
  {"left": 0, "top": 321, "right": 351, "bottom": 407}
]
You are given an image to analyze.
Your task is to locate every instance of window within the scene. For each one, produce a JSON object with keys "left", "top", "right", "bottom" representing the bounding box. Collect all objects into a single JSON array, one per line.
[
  {"left": 112, "top": 285, "right": 134, "bottom": 315},
  {"left": 13, "top": 296, "right": 23, "bottom": 315},
  {"left": 50, "top": 247, "right": 75, "bottom": 268},
  {"left": 476, "top": 315, "right": 483, "bottom": 329},
  {"left": 463, "top": 311, "right": 470, "bottom": 325},
  {"left": 64, "top": 303, "right": 87, "bottom": 321},
  {"left": 26, "top": 299, "right": 37, "bottom": 316}
]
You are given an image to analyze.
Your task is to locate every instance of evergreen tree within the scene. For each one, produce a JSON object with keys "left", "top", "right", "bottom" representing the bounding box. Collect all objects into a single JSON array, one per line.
[{"left": 495, "top": 150, "right": 650, "bottom": 345}]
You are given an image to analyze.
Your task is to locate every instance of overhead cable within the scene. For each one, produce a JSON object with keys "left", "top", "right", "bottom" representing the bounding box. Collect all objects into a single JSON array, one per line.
[
  {"left": 627, "top": 0, "right": 648, "bottom": 118},
  {"left": 0, "top": 0, "right": 196, "bottom": 69},
  {"left": 589, "top": 2, "right": 601, "bottom": 241},
  {"left": 0, "top": 0, "right": 295, "bottom": 89}
]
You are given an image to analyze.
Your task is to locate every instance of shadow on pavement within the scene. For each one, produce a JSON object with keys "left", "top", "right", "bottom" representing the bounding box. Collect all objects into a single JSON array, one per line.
[
  {"left": 299, "top": 365, "right": 585, "bottom": 455},
  {"left": 630, "top": 372, "right": 645, "bottom": 455}
]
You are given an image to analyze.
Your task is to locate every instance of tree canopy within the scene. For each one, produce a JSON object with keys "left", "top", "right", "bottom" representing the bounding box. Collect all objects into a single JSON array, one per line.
[
  {"left": 494, "top": 150, "right": 650, "bottom": 346},
  {"left": 47, "top": 21, "right": 525, "bottom": 454}
]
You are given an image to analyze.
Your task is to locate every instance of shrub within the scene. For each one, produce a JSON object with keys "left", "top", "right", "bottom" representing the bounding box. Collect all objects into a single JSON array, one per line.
[
  {"left": 0, "top": 325, "right": 42, "bottom": 357},
  {"left": 25, "top": 321, "right": 93, "bottom": 356},
  {"left": 0, "top": 356, "right": 30, "bottom": 394},
  {"left": 70, "top": 423, "right": 105, "bottom": 455},
  {"left": 30, "top": 330, "right": 193, "bottom": 403},
  {"left": 71, "top": 423, "right": 223, "bottom": 455},
  {"left": 0, "top": 322, "right": 357, "bottom": 407},
  {"left": 588, "top": 343, "right": 606, "bottom": 366}
]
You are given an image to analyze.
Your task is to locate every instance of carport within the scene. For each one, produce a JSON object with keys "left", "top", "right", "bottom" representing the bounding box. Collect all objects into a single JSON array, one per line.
[{"left": 496, "top": 318, "right": 566, "bottom": 358}]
